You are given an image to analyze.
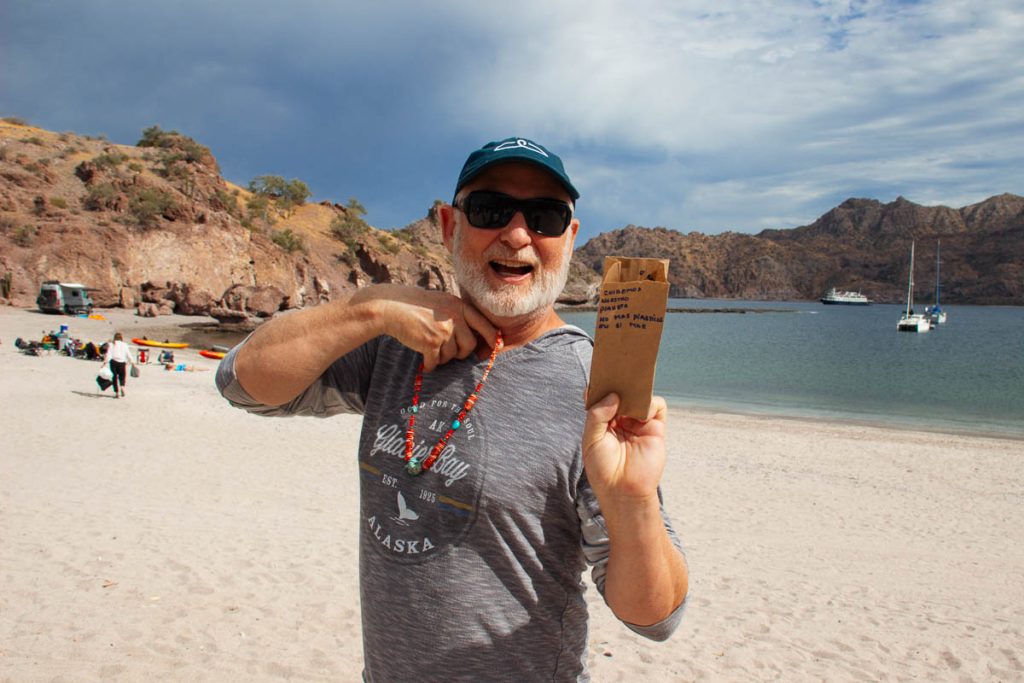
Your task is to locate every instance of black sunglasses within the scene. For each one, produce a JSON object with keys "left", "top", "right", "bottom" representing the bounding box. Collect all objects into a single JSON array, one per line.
[{"left": 453, "top": 190, "right": 573, "bottom": 237}]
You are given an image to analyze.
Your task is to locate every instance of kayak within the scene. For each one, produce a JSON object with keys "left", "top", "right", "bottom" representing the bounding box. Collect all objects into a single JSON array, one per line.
[
  {"left": 132, "top": 338, "right": 190, "bottom": 349},
  {"left": 199, "top": 349, "right": 225, "bottom": 359}
]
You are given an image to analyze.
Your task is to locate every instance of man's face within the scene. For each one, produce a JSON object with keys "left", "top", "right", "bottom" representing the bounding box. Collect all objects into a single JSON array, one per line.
[{"left": 445, "top": 162, "right": 579, "bottom": 320}]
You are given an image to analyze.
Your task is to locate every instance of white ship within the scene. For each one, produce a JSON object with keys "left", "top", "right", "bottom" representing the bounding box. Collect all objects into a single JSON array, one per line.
[{"left": 820, "top": 288, "right": 871, "bottom": 305}]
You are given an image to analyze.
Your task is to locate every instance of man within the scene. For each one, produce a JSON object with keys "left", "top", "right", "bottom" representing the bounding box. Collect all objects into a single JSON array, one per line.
[{"left": 217, "top": 137, "right": 688, "bottom": 681}]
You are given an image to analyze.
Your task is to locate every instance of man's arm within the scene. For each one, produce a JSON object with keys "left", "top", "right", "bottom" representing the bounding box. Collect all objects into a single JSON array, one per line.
[
  {"left": 234, "top": 284, "right": 498, "bottom": 407},
  {"left": 581, "top": 392, "right": 688, "bottom": 627}
]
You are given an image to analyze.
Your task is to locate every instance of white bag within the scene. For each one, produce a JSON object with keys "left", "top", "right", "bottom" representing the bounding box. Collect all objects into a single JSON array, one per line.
[{"left": 99, "top": 366, "right": 113, "bottom": 381}]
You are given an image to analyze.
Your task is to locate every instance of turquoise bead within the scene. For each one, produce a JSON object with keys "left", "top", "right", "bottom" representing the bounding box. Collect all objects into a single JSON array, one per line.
[
  {"left": 451, "top": 419, "right": 461, "bottom": 430},
  {"left": 411, "top": 405, "right": 418, "bottom": 414},
  {"left": 405, "top": 458, "right": 423, "bottom": 476}
]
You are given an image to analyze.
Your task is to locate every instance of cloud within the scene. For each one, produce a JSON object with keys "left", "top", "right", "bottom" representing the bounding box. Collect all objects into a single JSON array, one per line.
[{"left": 1, "top": 0, "right": 1021, "bottom": 237}]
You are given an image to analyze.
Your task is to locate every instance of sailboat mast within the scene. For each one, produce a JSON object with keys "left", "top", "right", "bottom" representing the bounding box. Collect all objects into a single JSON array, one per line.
[
  {"left": 935, "top": 240, "right": 941, "bottom": 306},
  {"left": 906, "top": 240, "right": 915, "bottom": 316}
]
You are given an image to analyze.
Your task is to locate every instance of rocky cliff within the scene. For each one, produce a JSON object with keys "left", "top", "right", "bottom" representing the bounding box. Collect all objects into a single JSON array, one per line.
[
  {"left": 576, "top": 194, "right": 1024, "bottom": 304},
  {"left": 0, "top": 119, "right": 599, "bottom": 322}
]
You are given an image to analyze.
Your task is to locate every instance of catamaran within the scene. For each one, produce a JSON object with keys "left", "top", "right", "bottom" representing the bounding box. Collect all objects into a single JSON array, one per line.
[
  {"left": 926, "top": 240, "right": 947, "bottom": 325},
  {"left": 897, "top": 240, "right": 931, "bottom": 333}
]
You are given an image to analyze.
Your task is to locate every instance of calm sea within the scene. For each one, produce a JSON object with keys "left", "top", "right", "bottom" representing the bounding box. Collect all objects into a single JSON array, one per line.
[
  {"left": 180, "top": 298, "right": 1024, "bottom": 439},
  {"left": 562, "top": 299, "right": 1024, "bottom": 439}
]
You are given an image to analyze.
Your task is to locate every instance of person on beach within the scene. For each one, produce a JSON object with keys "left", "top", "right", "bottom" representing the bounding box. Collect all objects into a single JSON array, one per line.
[
  {"left": 217, "top": 137, "right": 688, "bottom": 681},
  {"left": 104, "top": 332, "right": 134, "bottom": 398}
]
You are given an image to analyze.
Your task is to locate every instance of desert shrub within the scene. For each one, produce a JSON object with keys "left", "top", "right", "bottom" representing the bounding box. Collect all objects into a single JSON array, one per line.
[
  {"left": 93, "top": 152, "right": 127, "bottom": 169},
  {"left": 22, "top": 136, "right": 44, "bottom": 146},
  {"left": 12, "top": 225, "right": 35, "bottom": 247},
  {"left": 83, "top": 182, "right": 118, "bottom": 211},
  {"left": 380, "top": 234, "right": 401, "bottom": 255},
  {"left": 128, "top": 187, "right": 178, "bottom": 229},
  {"left": 213, "top": 188, "right": 239, "bottom": 216},
  {"left": 345, "top": 197, "right": 367, "bottom": 215},
  {"left": 330, "top": 213, "right": 370, "bottom": 247},
  {"left": 248, "top": 175, "right": 311, "bottom": 213},
  {"left": 50, "top": 197, "right": 68, "bottom": 210},
  {"left": 0, "top": 272, "right": 11, "bottom": 298},
  {"left": 127, "top": 162, "right": 143, "bottom": 172},
  {"left": 137, "top": 125, "right": 210, "bottom": 164},
  {"left": 246, "top": 194, "right": 273, "bottom": 224},
  {"left": 271, "top": 228, "right": 305, "bottom": 253},
  {"left": 23, "top": 160, "right": 48, "bottom": 177},
  {"left": 329, "top": 197, "right": 371, "bottom": 247},
  {"left": 2, "top": 116, "right": 28, "bottom": 126}
]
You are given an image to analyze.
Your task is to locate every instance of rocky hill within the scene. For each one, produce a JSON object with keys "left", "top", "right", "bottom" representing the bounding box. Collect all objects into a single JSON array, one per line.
[
  {"left": 0, "top": 118, "right": 599, "bottom": 322},
  {"left": 576, "top": 194, "right": 1024, "bottom": 304}
]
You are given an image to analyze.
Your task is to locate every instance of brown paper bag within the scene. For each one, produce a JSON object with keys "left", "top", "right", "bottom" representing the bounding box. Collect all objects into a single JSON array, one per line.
[{"left": 586, "top": 256, "right": 670, "bottom": 419}]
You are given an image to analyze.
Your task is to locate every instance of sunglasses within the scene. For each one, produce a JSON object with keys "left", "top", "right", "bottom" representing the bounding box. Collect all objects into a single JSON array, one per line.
[{"left": 453, "top": 190, "right": 573, "bottom": 237}]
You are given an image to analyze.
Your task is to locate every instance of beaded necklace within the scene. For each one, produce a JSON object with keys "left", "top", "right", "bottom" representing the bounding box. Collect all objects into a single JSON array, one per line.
[{"left": 403, "top": 332, "right": 504, "bottom": 476}]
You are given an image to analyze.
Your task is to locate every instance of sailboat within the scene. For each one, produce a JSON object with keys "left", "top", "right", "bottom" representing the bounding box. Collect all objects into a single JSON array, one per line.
[
  {"left": 897, "top": 240, "right": 931, "bottom": 333},
  {"left": 926, "top": 240, "right": 947, "bottom": 325}
]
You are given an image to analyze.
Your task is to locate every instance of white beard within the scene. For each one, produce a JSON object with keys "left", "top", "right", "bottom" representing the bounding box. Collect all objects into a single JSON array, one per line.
[{"left": 452, "top": 230, "right": 573, "bottom": 319}]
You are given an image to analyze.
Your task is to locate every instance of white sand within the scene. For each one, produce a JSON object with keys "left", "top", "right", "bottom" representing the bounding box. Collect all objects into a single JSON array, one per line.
[{"left": 2, "top": 307, "right": 1022, "bottom": 682}]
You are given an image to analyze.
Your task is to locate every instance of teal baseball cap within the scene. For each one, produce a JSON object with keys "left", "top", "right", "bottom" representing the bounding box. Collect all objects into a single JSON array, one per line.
[{"left": 454, "top": 137, "right": 580, "bottom": 202}]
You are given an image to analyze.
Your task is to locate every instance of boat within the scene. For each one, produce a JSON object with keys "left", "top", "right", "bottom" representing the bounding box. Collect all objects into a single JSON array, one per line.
[
  {"left": 925, "top": 240, "right": 947, "bottom": 325},
  {"left": 897, "top": 240, "right": 931, "bottom": 333},
  {"left": 199, "top": 349, "right": 225, "bottom": 360},
  {"left": 820, "top": 288, "right": 871, "bottom": 305},
  {"left": 132, "top": 337, "right": 190, "bottom": 349}
]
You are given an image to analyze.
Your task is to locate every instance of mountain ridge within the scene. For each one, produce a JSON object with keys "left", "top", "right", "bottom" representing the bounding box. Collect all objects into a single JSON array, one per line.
[{"left": 1, "top": 118, "right": 1021, "bottom": 316}]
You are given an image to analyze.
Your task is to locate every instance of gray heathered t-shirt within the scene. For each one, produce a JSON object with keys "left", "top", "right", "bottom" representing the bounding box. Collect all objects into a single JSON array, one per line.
[{"left": 217, "top": 325, "right": 685, "bottom": 682}]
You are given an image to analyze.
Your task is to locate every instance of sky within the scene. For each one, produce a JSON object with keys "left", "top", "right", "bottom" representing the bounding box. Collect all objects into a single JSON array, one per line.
[{"left": 2, "top": 0, "right": 1023, "bottom": 243}]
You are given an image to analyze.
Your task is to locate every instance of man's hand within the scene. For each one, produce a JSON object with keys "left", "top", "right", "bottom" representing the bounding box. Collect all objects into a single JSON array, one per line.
[
  {"left": 582, "top": 392, "right": 668, "bottom": 503},
  {"left": 581, "top": 391, "right": 687, "bottom": 626},
  {"left": 235, "top": 284, "right": 500, "bottom": 407},
  {"left": 359, "top": 285, "right": 499, "bottom": 371}
]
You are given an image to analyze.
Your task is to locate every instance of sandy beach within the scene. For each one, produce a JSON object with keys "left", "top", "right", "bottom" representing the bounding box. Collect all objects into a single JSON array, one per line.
[{"left": 2, "top": 306, "right": 1023, "bottom": 682}]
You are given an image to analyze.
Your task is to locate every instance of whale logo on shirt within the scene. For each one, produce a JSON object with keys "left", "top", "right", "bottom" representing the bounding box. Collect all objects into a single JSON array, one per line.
[{"left": 392, "top": 491, "right": 419, "bottom": 525}]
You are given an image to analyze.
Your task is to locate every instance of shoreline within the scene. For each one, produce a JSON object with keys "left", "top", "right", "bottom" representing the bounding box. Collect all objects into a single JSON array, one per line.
[
  {"left": 6, "top": 305, "right": 1022, "bottom": 441},
  {"left": 662, "top": 397, "right": 1024, "bottom": 442}
]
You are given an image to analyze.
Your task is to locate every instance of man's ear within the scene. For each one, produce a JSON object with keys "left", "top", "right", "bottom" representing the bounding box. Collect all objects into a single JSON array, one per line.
[
  {"left": 567, "top": 218, "right": 580, "bottom": 247},
  {"left": 438, "top": 202, "right": 457, "bottom": 252}
]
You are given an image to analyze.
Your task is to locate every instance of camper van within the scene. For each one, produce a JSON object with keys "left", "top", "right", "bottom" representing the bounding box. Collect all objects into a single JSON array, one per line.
[{"left": 37, "top": 281, "right": 95, "bottom": 315}]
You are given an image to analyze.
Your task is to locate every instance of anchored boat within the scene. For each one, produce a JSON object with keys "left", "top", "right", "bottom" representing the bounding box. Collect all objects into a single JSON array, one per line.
[{"left": 897, "top": 241, "right": 931, "bottom": 333}]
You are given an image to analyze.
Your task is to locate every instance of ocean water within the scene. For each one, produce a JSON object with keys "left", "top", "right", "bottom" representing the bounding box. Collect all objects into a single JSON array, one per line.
[{"left": 561, "top": 299, "right": 1024, "bottom": 438}]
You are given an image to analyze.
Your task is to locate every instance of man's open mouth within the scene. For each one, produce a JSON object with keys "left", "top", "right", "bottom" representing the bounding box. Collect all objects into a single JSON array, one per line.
[{"left": 489, "top": 260, "right": 534, "bottom": 277}]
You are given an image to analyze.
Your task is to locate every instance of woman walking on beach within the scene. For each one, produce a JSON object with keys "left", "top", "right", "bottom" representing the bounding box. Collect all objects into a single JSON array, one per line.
[{"left": 104, "top": 332, "right": 134, "bottom": 398}]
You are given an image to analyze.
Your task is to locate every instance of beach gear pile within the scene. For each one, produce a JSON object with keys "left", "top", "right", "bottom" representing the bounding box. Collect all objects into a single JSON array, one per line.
[{"left": 14, "top": 326, "right": 106, "bottom": 360}]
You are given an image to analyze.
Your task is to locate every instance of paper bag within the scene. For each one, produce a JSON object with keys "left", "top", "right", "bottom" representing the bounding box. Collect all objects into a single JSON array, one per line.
[{"left": 586, "top": 256, "right": 670, "bottom": 419}]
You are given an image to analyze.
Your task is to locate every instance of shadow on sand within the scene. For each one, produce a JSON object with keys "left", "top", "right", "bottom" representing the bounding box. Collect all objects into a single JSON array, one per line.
[{"left": 71, "top": 390, "right": 117, "bottom": 400}]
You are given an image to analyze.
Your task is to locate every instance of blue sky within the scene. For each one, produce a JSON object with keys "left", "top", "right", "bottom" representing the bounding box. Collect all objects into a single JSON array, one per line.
[{"left": 2, "top": 0, "right": 1022, "bottom": 243}]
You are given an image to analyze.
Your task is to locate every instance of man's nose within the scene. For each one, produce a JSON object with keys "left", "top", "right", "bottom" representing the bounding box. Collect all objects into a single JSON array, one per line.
[{"left": 499, "top": 211, "right": 533, "bottom": 249}]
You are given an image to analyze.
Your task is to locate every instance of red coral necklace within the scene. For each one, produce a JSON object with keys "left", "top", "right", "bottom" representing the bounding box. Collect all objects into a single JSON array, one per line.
[{"left": 404, "top": 332, "right": 503, "bottom": 476}]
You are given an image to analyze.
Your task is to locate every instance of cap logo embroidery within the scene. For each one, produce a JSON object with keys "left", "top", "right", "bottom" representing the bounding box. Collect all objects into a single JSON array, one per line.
[{"left": 494, "top": 139, "right": 549, "bottom": 157}]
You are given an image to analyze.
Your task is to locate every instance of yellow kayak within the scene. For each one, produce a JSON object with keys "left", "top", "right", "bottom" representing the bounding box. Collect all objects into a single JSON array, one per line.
[{"left": 132, "top": 337, "right": 190, "bottom": 349}]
